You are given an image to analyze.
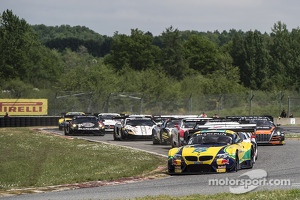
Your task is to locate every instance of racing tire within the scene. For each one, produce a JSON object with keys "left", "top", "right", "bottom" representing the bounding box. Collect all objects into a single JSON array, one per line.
[
  {"left": 68, "top": 129, "right": 73, "bottom": 136},
  {"left": 64, "top": 126, "right": 69, "bottom": 135},
  {"left": 167, "top": 159, "right": 175, "bottom": 174},
  {"left": 234, "top": 152, "right": 239, "bottom": 172},
  {"left": 152, "top": 135, "right": 160, "bottom": 145},
  {"left": 177, "top": 134, "right": 181, "bottom": 147},
  {"left": 152, "top": 130, "right": 160, "bottom": 145},
  {"left": 113, "top": 129, "right": 119, "bottom": 141},
  {"left": 171, "top": 135, "right": 175, "bottom": 148},
  {"left": 252, "top": 142, "right": 258, "bottom": 161},
  {"left": 119, "top": 129, "right": 125, "bottom": 140},
  {"left": 249, "top": 147, "right": 255, "bottom": 168}
]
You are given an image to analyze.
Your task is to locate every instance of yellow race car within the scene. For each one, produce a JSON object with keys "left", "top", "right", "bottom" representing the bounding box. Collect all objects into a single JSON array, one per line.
[
  {"left": 168, "top": 129, "right": 255, "bottom": 174},
  {"left": 58, "top": 112, "right": 85, "bottom": 130}
]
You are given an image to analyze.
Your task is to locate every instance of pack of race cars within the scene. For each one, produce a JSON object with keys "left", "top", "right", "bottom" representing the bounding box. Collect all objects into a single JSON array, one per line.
[{"left": 58, "top": 113, "right": 285, "bottom": 174}]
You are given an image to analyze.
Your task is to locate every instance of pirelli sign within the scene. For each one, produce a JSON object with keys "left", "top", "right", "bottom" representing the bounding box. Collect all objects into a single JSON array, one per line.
[{"left": 0, "top": 99, "right": 48, "bottom": 116}]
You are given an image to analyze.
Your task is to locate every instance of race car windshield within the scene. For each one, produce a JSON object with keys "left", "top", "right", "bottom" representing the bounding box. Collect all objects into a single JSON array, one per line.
[
  {"left": 189, "top": 134, "right": 232, "bottom": 145},
  {"left": 99, "top": 115, "right": 118, "bottom": 120},
  {"left": 255, "top": 120, "right": 273, "bottom": 126},
  {"left": 126, "top": 119, "right": 156, "bottom": 126},
  {"left": 166, "top": 120, "right": 181, "bottom": 128},
  {"left": 74, "top": 117, "right": 98, "bottom": 124},
  {"left": 182, "top": 121, "right": 197, "bottom": 128}
]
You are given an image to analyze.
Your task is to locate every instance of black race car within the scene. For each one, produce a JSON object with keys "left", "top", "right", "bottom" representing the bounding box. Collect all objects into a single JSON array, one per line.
[{"left": 64, "top": 115, "right": 105, "bottom": 136}]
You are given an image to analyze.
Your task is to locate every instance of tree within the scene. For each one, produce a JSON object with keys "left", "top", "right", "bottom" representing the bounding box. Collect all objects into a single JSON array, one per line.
[
  {"left": 160, "top": 26, "right": 189, "bottom": 80},
  {"left": 0, "top": 10, "right": 36, "bottom": 80},
  {"left": 231, "top": 30, "right": 271, "bottom": 90},
  {"left": 104, "top": 29, "right": 160, "bottom": 71},
  {"left": 183, "top": 35, "right": 218, "bottom": 75},
  {"left": 0, "top": 10, "right": 63, "bottom": 89},
  {"left": 269, "top": 21, "right": 295, "bottom": 90}
]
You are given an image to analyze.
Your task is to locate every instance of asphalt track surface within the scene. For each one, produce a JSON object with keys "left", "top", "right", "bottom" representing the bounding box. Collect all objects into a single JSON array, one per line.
[{"left": 1, "top": 126, "right": 300, "bottom": 200}]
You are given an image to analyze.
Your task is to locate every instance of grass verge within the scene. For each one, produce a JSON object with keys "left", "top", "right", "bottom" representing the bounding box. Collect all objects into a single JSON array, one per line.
[
  {"left": 0, "top": 127, "right": 166, "bottom": 192},
  {"left": 136, "top": 189, "right": 300, "bottom": 199},
  {"left": 285, "top": 133, "right": 300, "bottom": 138}
]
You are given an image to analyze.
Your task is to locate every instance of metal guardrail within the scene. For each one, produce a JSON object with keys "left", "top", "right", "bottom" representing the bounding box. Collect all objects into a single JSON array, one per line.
[
  {"left": 0, "top": 116, "right": 298, "bottom": 128},
  {"left": 0, "top": 116, "right": 60, "bottom": 127}
]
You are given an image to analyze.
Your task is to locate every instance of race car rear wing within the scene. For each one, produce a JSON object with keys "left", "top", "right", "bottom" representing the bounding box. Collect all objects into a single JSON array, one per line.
[
  {"left": 187, "top": 123, "right": 257, "bottom": 137},
  {"left": 111, "top": 114, "right": 153, "bottom": 120},
  {"left": 184, "top": 124, "right": 257, "bottom": 144},
  {"left": 226, "top": 115, "right": 274, "bottom": 122}
]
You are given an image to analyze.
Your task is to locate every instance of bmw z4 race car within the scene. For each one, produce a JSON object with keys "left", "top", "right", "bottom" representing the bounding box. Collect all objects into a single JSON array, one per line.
[
  {"left": 114, "top": 116, "right": 157, "bottom": 140},
  {"left": 168, "top": 129, "right": 255, "bottom": 174}
]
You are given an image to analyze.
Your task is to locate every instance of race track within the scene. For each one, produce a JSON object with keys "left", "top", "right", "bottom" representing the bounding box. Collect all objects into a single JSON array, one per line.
[{"left": 2, "top": 127, "right": 300, "bottom": 200}]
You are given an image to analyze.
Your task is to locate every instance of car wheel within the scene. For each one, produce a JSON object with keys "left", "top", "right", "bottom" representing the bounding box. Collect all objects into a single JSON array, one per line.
[
  {"left": 152, "top": 133, "right": 160, "bottom": 145},
  {"left": 68, "top": 128, "right": 73, "bottom": 136},
  {"left": 249, "top": 147, "right": 254, "bottom": 168},
  {"left": 167, "top": 159, "right": 175, "bottom": 174},
  {"left": 64, "top": 126, "right": 69, "bottom": 135},
  {"left": 113, "top": 129, "right": 119, "bottom": 140},
  {"left": 119, "top": 129, "right": 125, "bottom": 140},
  {"left": 171, "top": 135, "right": 175, "bottom": 148},
  {"left": 177, "top": 134, "right": 181, "bottom": 147},
  {"left": 234, "top": 152, "right": 239, "bottom": 172}
]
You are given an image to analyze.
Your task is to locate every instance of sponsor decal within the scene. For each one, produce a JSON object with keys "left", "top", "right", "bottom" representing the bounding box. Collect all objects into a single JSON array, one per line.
[
  {"left": 0, "top": 99, "right": 48, "bottom": 115},
  {"left": 192, "top": 147, "right": 207, "bottom": 154}
]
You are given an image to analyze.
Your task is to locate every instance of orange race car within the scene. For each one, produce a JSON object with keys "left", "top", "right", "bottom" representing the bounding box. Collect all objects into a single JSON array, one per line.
[{"left": 226, "top": 116, "right": 285, "bottom": 145}]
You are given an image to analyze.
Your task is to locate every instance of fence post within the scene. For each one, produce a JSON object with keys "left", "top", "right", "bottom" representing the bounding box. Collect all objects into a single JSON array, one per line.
[{"left": 288, "top": 96, "right": 290, "bottom": 117}]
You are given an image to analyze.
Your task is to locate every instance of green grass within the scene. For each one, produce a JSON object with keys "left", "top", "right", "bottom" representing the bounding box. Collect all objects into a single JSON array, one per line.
[
  {"left": 285, "top": 133, "right": 300, "bottom": 138},
  {"left": 136, "top": 189, "right": 300, "bottom": 199},
  {"left": 0, "top": 128, "right": 166, "bottom": 191}
]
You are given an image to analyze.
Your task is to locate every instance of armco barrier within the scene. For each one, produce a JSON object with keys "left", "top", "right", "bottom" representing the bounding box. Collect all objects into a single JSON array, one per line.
[
  {"left": 0, "top": 116, "right": 298, "bottom": 128},
  {"left": 0, "top": 116, "right": 60, "bottom": 127}
]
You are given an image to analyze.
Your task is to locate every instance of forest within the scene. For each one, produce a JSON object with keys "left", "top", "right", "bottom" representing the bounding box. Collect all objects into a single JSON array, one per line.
[{"left": 1, "top": 9, "right": 300, "bottom": 116}]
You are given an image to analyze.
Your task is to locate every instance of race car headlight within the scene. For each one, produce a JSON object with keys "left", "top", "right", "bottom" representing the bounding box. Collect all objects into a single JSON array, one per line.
[
  {"left": 72, "top": 124, "right": 77, "bottom": 128},
  {"left": 173, "top": 154, "right": 182, "bottom": 160},
  {"left": 274, "top": 130, "right": 281, "bottom": 136},
  {"left": 125, "top": 129, "right": 134, "bottom": 134},
  {"left": 216, "top": 153, "right": 228, "bottom": 159},
  {"left": 98, "top": 122, "right": 105, "bottom": 128}
]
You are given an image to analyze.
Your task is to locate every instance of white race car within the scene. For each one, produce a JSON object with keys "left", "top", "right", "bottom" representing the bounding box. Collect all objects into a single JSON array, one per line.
[
  {"left": 98, "top": 113, "right": 121, "bottom": 133},
  {"left": 113, "top": 116, "right": 157, "bottom": 140}
]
